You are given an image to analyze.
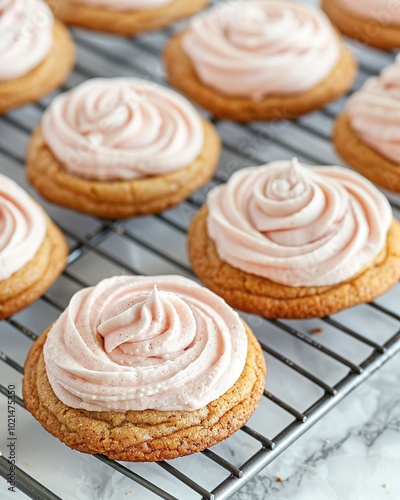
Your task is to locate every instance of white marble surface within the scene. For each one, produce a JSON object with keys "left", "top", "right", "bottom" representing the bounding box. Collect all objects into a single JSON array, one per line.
[{"left": 233, "top": 354, "right": 400, "bottom": 500}]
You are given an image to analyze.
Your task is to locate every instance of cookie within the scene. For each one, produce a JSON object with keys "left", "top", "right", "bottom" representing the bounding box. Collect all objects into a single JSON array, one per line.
[
  {"left": 46, "top": 0, "right": 209, "bottom": 35},
  {"left": 334, "top": 58, "right": 400, "bottom": 193},
  {"left": 0, "top": 175, "right": 67, "bottom": 319},
  {"left": 165, "top": 1, "right": 357, "bottom": 121},
  {"left": 189, "top": 206, "right": 400, "bottom": 319},
  {"left": 27, "top": 78, "right": 220, "bottom": 218},
  {"left": 0, "top": 0, "right": 75, "bottom": 114},
  {"left": 188, "top": 160, "right": 400, "bottom": 319},
  {"left": 334, "top": 114, "right": 400, "bottom": 193},
  {"left": 322, "top": 0, "right": 400, "bottom": 50},
  {"left": 1, "top": 220, "right": 68, "bottom": 320},
  {"left": 23, "top": 276, "right": 266, "bottom": 461}
]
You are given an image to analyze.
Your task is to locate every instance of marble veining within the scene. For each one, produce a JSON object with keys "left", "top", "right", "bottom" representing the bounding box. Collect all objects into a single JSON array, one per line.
[{"left": 233, "top": 355, "right": 400, "bottom": 500}]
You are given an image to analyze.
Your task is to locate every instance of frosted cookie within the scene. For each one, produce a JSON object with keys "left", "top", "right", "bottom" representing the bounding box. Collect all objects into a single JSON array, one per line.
[
  {"left": 189, "top": 159, "right": 400, "bottom": 319},
  {"left": 27, "top": 78, "right": 220, "bottom": 218},
  {"left": 165, "top": 0, "right": 357, "bottom": 121},
  {"left": 335, "top": 56, "right": 400, "bottom": 193},
  {"left": 45, "top": 0, "right": 210, "bottom": 35},
  {"left": 0, "top": 0, "right": 75, "bottom": 114},
  {"left": 23, "top": 275, "right": 266, "bottom": 461},
  {"left": 322, "top": 0, "right": 400, "bottom": 50},
  {"left": 0, "top": 174, "right": 67, "bottom": 319}
]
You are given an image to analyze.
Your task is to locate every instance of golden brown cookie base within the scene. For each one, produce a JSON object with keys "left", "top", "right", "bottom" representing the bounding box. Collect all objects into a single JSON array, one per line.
[
  {"left": 334, "top": 113, "right": 400, "bottom": 193},
  {"left": 46, "top": 0, "right": 209, "bottom": 35},
  {"left": 164, "top": 32, "right": 357, "bottom": 122},
  {"left": 188, "top": 206, "right": 400, "bottom": 319},
  {"left": 27, "top": 121, "right": 220, "bottom": 218},
  {"left": 322, "top": 0, "right": 400, "bottom": 50},
  {"left": 23, "top": 323, "right": 265, "bottom": 462},
  {"left": 0, "top": 22, "right": 75, "bottom": 115},
  {"left": 0, "top": 219, "right": 68, "bottom": 319}
]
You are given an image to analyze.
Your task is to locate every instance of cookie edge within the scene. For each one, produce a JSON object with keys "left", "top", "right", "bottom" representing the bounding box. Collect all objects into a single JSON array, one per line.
[
  {"left": 334, "top": 113, "right": 400, "bottom": 193},
  {"left": 322, "top": 0, "right": 400, "bottom": 50},
  {"left": 0, "top": 21, "right": 75, "bottom": 114},
  {"left": 46, "top": 0, "right": 210, "bottom": 35}
]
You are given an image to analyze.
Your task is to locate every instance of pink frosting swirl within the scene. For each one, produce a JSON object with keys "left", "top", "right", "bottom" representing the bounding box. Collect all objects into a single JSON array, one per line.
[
  {"left": 75, "top": 0, "right": 171, "bottom": 10},
  {"left": 182, "top": 0, "right": 340, "bottom": 99},
  {"left": 0, "top": 0, "right": 53, "bottom": 81},
  {"left": 207, "top": 159, "right": 392, "bottom": 287},
  {"left": 0, "top": 174, "right": 47, "bottom": 280},
  {"left": 346, "top": 56, "right": 400, "bottom": 164},
  {"left": 43, "top": 275, "right": 248, "bottom": 412},
  {"left": 337, "top": 0, "right": 400, "bottom": 25},
  {"left": 42, "top": 78, "right": 204, "bottom": 181}
]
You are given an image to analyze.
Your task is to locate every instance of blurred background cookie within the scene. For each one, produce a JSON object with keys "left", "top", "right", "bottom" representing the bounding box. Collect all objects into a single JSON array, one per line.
[
  {"left": 0, "top": 174, "right": 67, "bottom": 319},
  {"left": 0, "top": 0, "right": 75, "bottom": 114},
  {"left": 335, "top": 56, "right": 400, "bottom": 193},
  {"left": 165, "top": 0, "right": 357, "bottom": 121},
  {"left": 45, "top": 0, "right": 210, "bottom": 35},
  {"left": 322, "top": 0, "right": 400, "bottom": 50}
]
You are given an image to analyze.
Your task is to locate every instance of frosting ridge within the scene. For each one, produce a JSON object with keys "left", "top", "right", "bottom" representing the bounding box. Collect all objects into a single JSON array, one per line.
[
  {"left": 43, "top": 275, "right": 248, "bottom": 412},
  {"left": 346, "top": 56, "right": 400, "bottom": 164},
  {"left": 207, "top": 159, "right": 392, "bottom": 287},
  {"left": 42, "top": 78, "right": 204, "bottom": 181},
  {"left": 0, "top": 174, "right": 47, "bottom": 280},
  {"left": 0, "top": 0, "right": 53, "bottom": 81},
  {"left": 182, "top": 0, "right": 340, "bottom": 99}
]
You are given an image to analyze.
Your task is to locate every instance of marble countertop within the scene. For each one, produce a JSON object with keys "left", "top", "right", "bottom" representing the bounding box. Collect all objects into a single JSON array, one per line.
[{"left": 234, "top": 354, "right": 400, "bottom": 500}]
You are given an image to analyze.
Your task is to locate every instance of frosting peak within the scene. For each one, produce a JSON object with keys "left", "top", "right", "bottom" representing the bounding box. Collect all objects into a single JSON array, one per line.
[
  {"left": 43, "top": 276, "right": 248, "bottom": 412},
  {"left": 0, "top": 0, "right": 53, "bottom": 81},
  {"left": 97, "top": 285, "right": 197, "bottom": 362},
  {"left": 207, "top": 159, "right": 392, "bottom": 287},
  {"left": 42, "top": 78, "right": 204, "bottom": 181},
  {"left": 346, "top": 56, "right": 400, "bottom": 164},
  {"left": 182, "top": 0, "right": 340, "bottom": 99},
  {"left": 0, "top": 174, "right": 47, "bottom": 280}
]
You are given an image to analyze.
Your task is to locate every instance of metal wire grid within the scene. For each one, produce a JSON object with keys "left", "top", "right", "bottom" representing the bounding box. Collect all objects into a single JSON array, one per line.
[{"left": 1, "top": 6, "right": 400, "bottom": 500}]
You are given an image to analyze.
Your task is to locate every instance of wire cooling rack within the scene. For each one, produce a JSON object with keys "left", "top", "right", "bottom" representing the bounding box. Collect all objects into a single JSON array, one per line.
[{"left": 1, "top": 2, "right": 400, "bottom": 499}]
